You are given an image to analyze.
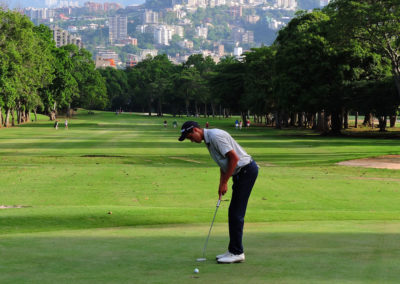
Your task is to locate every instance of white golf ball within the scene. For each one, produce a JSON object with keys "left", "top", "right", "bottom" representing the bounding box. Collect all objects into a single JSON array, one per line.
[{"left": 194, "top": 268, "right": 199, "bottom": 273}]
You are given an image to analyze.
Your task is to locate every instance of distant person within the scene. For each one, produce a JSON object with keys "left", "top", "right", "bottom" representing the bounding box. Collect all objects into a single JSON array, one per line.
[
  {"left": 246, "top": 119, "right": 250, "bottom": 128},
  {"left": 235, "top": 119, "right": 239, "bottom": 129},
  {"left": 173, "top": 120, "right": 178, "bottom": 128},
  {"left": 54, "top": 120, "right": 59, "bottom": 130},
  {"left": 65, "top": 119, "right": 68, "bottom": 129},
  {"left": 178, "top": 121, "right": 258, "bottom": 264},
  {"left": 164, "top": 120, "right": 167, "bottom": 128},
  {"left": 205, "top": 121, "right": 209, "bottom": 128},
  {"left": 239, "top": 120, "right": 243, "bottom": 130}
]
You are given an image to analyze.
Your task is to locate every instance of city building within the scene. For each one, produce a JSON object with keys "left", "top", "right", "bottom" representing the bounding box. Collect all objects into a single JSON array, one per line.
[
  {"left": 109, "top": 15, "right": 127, "bottom": 44},
  {"left": 246, "top": 14, "right": 260, "bottom": 24},
  {"left": 24, "top": 8, "right": 56, "bottom": 23},
  {"left": 143, "top": 10, "right": 159, "bottom": 24},
  {"left": 275, "top": 0, "right": 297, "bottom": 9},
  {"left": 178, "top": 39, "right": 194, "bottom": 49},
  {"left": 268, "top": 18, "right": 284, "bottom": 30},
  {"left": 234, "top": 46, "right": 243, "bottom": 59},
  {"left": 95, "top": 56, "right": 117, "bottom": 69},
  {"left": 154, "top": 26, "right": 173, "bottom": 45},
  {"left": 229, "top": 6, "right": 242, "bottom": 18},
  {"left": 51, "top": 25, "right": 82, "bottom": 48},
  {"left": 195, "top": 25, "right": 208, "bottom": 39}
]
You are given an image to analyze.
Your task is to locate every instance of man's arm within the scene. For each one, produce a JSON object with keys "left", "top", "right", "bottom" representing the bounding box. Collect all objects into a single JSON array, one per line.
[{"left": 219, "top": 150, "right": 239, "bottom": 198}]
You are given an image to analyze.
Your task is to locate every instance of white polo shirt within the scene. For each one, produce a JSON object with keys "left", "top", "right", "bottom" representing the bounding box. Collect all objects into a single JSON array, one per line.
[{"left": 203, "top": 128, "right": 252, "bottom": 175}]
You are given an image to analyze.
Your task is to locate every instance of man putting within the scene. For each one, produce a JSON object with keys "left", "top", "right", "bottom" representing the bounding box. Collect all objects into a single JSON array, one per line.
[{"left": 178, "top": 121, "right": 258, "bottom": 264}]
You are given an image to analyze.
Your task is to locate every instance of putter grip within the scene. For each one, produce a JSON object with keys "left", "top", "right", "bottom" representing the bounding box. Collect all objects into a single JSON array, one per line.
[{"left": 216, "top": 199, "right": 221, "bottom": 207}]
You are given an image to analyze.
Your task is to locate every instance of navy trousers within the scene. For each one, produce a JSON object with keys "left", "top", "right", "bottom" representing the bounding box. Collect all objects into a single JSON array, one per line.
[{"left": 228, "top": 160, "right": 258, "bottom": 255}]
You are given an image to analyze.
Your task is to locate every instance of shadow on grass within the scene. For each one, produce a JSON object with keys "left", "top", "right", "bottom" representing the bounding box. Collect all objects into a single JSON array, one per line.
[{"left": 0, "top": 228, "right": 399, "bottom": 283}]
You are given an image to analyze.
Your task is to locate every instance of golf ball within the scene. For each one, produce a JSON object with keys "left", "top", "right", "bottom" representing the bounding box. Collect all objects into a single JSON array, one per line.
[{"left": 194, "top": 268, "right": 199, "bottom": 273}]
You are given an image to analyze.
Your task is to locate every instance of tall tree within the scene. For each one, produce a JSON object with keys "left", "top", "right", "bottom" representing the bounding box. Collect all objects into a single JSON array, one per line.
[{"left": 329, "top": 0, "right": 400, "bottom": 98}]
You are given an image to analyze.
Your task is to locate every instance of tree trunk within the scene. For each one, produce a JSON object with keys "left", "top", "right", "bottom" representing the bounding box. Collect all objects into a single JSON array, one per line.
[
  {"left": 355, "top": 112, "right": 358, "bottom": 128},
  {"left": 157, "top": 99, "right": 162, "bottom": 117},
  {"left": 275, "top": 110, "right": 281, "bottom": 129},
  {"left": 363, "top": 113, "right": 373, "bottom": 127},
  {"left": 330, "top": 111, "right": 342, "bottom": 135},
  {"left": 67, "top": 104, "right": 71, "bottom": 118},
  {"left": 389, "top": 115, "right": 396, "bottom": 127},
  {"left": 317, "top": 111, "right": 324, "bottom": 132},
  {"left": 185, "top": 99, "right": 190, "bottom": 117},
  {"left": 0, "top": 106, "right": 2, "bottom": 128},
  {"left": 148, "top": 99, "right": 152, "bottom": 116},
  {"left": 343, "top": 109, "right": 349, "bottom": 129},
  {"left": 289, "top": 112, "right": 295, "bottom": 126},
  {"left": 378, "top": 116, "right": 387, "bottom": 132},
  {"left": 297, "top": 112, "right": 303, "bottom": 127},
  {"left": 4, "top": 108, "right": 10, "bottom": 127},
  {"left": 323, "top": 111, "right": 331, "bottom": 133},
  {"left": 204, "top": 103, "right": 207, "bottom": 118},
  {"left": 34, "top": 108, "right": 38, "bottom": 122},
  {"left": 211, "top": 103, "right": 215, "bottom": 118},
  {"left": 11, "top": 108, "right": 15, "bottom": 126},
  {"left": 394, "top": 74, "right": 400, "bottom": 100},
  {"left": 195, "top": 101, "right": 199, "bottom": 117}
]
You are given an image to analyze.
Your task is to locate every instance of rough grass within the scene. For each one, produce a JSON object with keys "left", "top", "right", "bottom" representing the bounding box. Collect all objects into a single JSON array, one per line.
[{"left": 1, "top": 110, "right": 400, "bottom": 283}]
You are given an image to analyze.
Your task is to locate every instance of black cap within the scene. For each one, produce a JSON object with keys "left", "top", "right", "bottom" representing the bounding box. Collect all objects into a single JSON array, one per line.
[{"left": 178, "top": 121, "right": 200, "bottom": 141}]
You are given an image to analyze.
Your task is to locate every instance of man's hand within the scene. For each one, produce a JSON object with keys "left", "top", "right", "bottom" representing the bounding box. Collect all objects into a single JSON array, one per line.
[{"left": 219, "top": 182, "right": 228, "bottom": 199}]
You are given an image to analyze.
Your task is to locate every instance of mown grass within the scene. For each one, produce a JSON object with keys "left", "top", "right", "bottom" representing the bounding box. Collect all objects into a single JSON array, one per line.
[{"left": 1, "top": 110, "right": 400, "bottom": 283}]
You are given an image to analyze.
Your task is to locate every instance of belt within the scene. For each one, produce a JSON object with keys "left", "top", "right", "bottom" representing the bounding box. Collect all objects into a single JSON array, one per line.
[{"left": 234, "top": 160, "right": 254, "bottom": 176}]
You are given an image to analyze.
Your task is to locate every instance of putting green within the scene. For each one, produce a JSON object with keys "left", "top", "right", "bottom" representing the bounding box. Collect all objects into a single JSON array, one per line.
[{"left": 1, "top": 221, "right": 400, "bottom": 283}]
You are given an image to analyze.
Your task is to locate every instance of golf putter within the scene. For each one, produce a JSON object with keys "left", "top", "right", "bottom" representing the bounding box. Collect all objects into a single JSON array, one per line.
[{"left": 197, "top": 198, "right": 221, "bottom": 262}]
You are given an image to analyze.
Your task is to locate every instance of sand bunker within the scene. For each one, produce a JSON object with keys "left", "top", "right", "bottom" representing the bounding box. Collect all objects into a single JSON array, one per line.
[{"left": 337, "top": 155, "right": 400, "bottom": 170}]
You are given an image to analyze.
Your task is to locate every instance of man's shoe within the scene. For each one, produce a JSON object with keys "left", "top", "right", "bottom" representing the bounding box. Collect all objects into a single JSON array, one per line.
[
  {"left": 216, "top": 251, "right": 231, "bottom": 260},
  {"left": 217, "top": 253, "right": 245, "bottom": 264}
]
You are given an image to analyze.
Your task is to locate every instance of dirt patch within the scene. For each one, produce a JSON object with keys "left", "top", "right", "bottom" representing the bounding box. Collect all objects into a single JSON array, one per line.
[
  {"left": 169, "top": 157, "right": 203, "bottom": 164},
  {"left": 337, "top": 155, "right": 400, "bottom": 170},
  {"left": 0, "top": 205, "right": 31, "bottom": 209}
]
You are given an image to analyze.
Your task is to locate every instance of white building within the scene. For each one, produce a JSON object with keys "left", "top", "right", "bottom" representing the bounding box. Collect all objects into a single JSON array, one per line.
[
  {"left": 143, "top": 10, "right": 159, "bottom": 24},
  {"left": 51, "top": 25, "right": 82, "bottom": 48},
  {"left": 195, "top": 25, "right": 208, "bottom": 39},
  {"left": 154, "top": 26, "right": 173, "bottom": 45},
  {"left": 275, "top": 0, "right": 297, "bottom": 9},
  {"left": 268, "top": 18, "right": 285, "bottom": 30},
  {"left": 109, "top": 15, "right": 127, "bottom": 44},
  {"left": 233, "top": 46, "right": 243, "bottom": 58},
  {"left": 25, "top": 8, "right": 55, "bottom": 21},
  {"left": 173, "top": 25, "right": 185, "bottom": 38},
  {"left": 140, "top": 49, "right": 159, "bottom": 60}
]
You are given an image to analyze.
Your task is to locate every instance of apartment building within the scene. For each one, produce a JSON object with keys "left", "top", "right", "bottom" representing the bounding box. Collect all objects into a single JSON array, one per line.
[
  {"left": 143, "top": 10, "right": 159, "bottom": 24},
  {"left": 109, "top": 15, "right": 127, "bottom": 44},
  {"left": 154, "top": 26, "right": 173, "bottom": 45},
  {"left": 51, "top": 25, "right": 82, "bottom": 48}
]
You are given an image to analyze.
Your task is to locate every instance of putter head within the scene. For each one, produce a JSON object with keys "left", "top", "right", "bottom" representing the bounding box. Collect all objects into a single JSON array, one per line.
[{"left": 196, "top": 258, "right": 206, "bottom": 262}]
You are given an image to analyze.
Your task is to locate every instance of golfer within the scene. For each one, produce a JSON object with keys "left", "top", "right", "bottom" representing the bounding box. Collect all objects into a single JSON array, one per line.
[{"left": 178, "top": 121, "right": 258, "bottom": 263}]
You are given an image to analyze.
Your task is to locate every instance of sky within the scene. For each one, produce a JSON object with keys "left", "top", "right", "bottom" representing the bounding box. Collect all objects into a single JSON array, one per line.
[{"left": 8, "top": 0, "right": 145, "bottom": 9}]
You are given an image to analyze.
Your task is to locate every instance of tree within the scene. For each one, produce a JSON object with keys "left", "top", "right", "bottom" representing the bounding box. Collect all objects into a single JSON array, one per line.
[
  {"left": 209, "top": 56, "right": 245, "bottom": 118},
  {"left": 99, "top": 68, "right": 129, "bottom": 111},
  {"left": 62, "top": 44, "right": 108, "bottom": 112},
  {"left": 329, "top": 0, "right": 400, "bottom": 99},
  {"left": 243, "top": 46, "right": 276, "bottom": 123}
]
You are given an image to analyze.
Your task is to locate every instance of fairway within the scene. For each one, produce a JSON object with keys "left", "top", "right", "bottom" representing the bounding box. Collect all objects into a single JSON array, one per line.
[{"left": 1, "top": 110, "right": 400, "bottom": 283}]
